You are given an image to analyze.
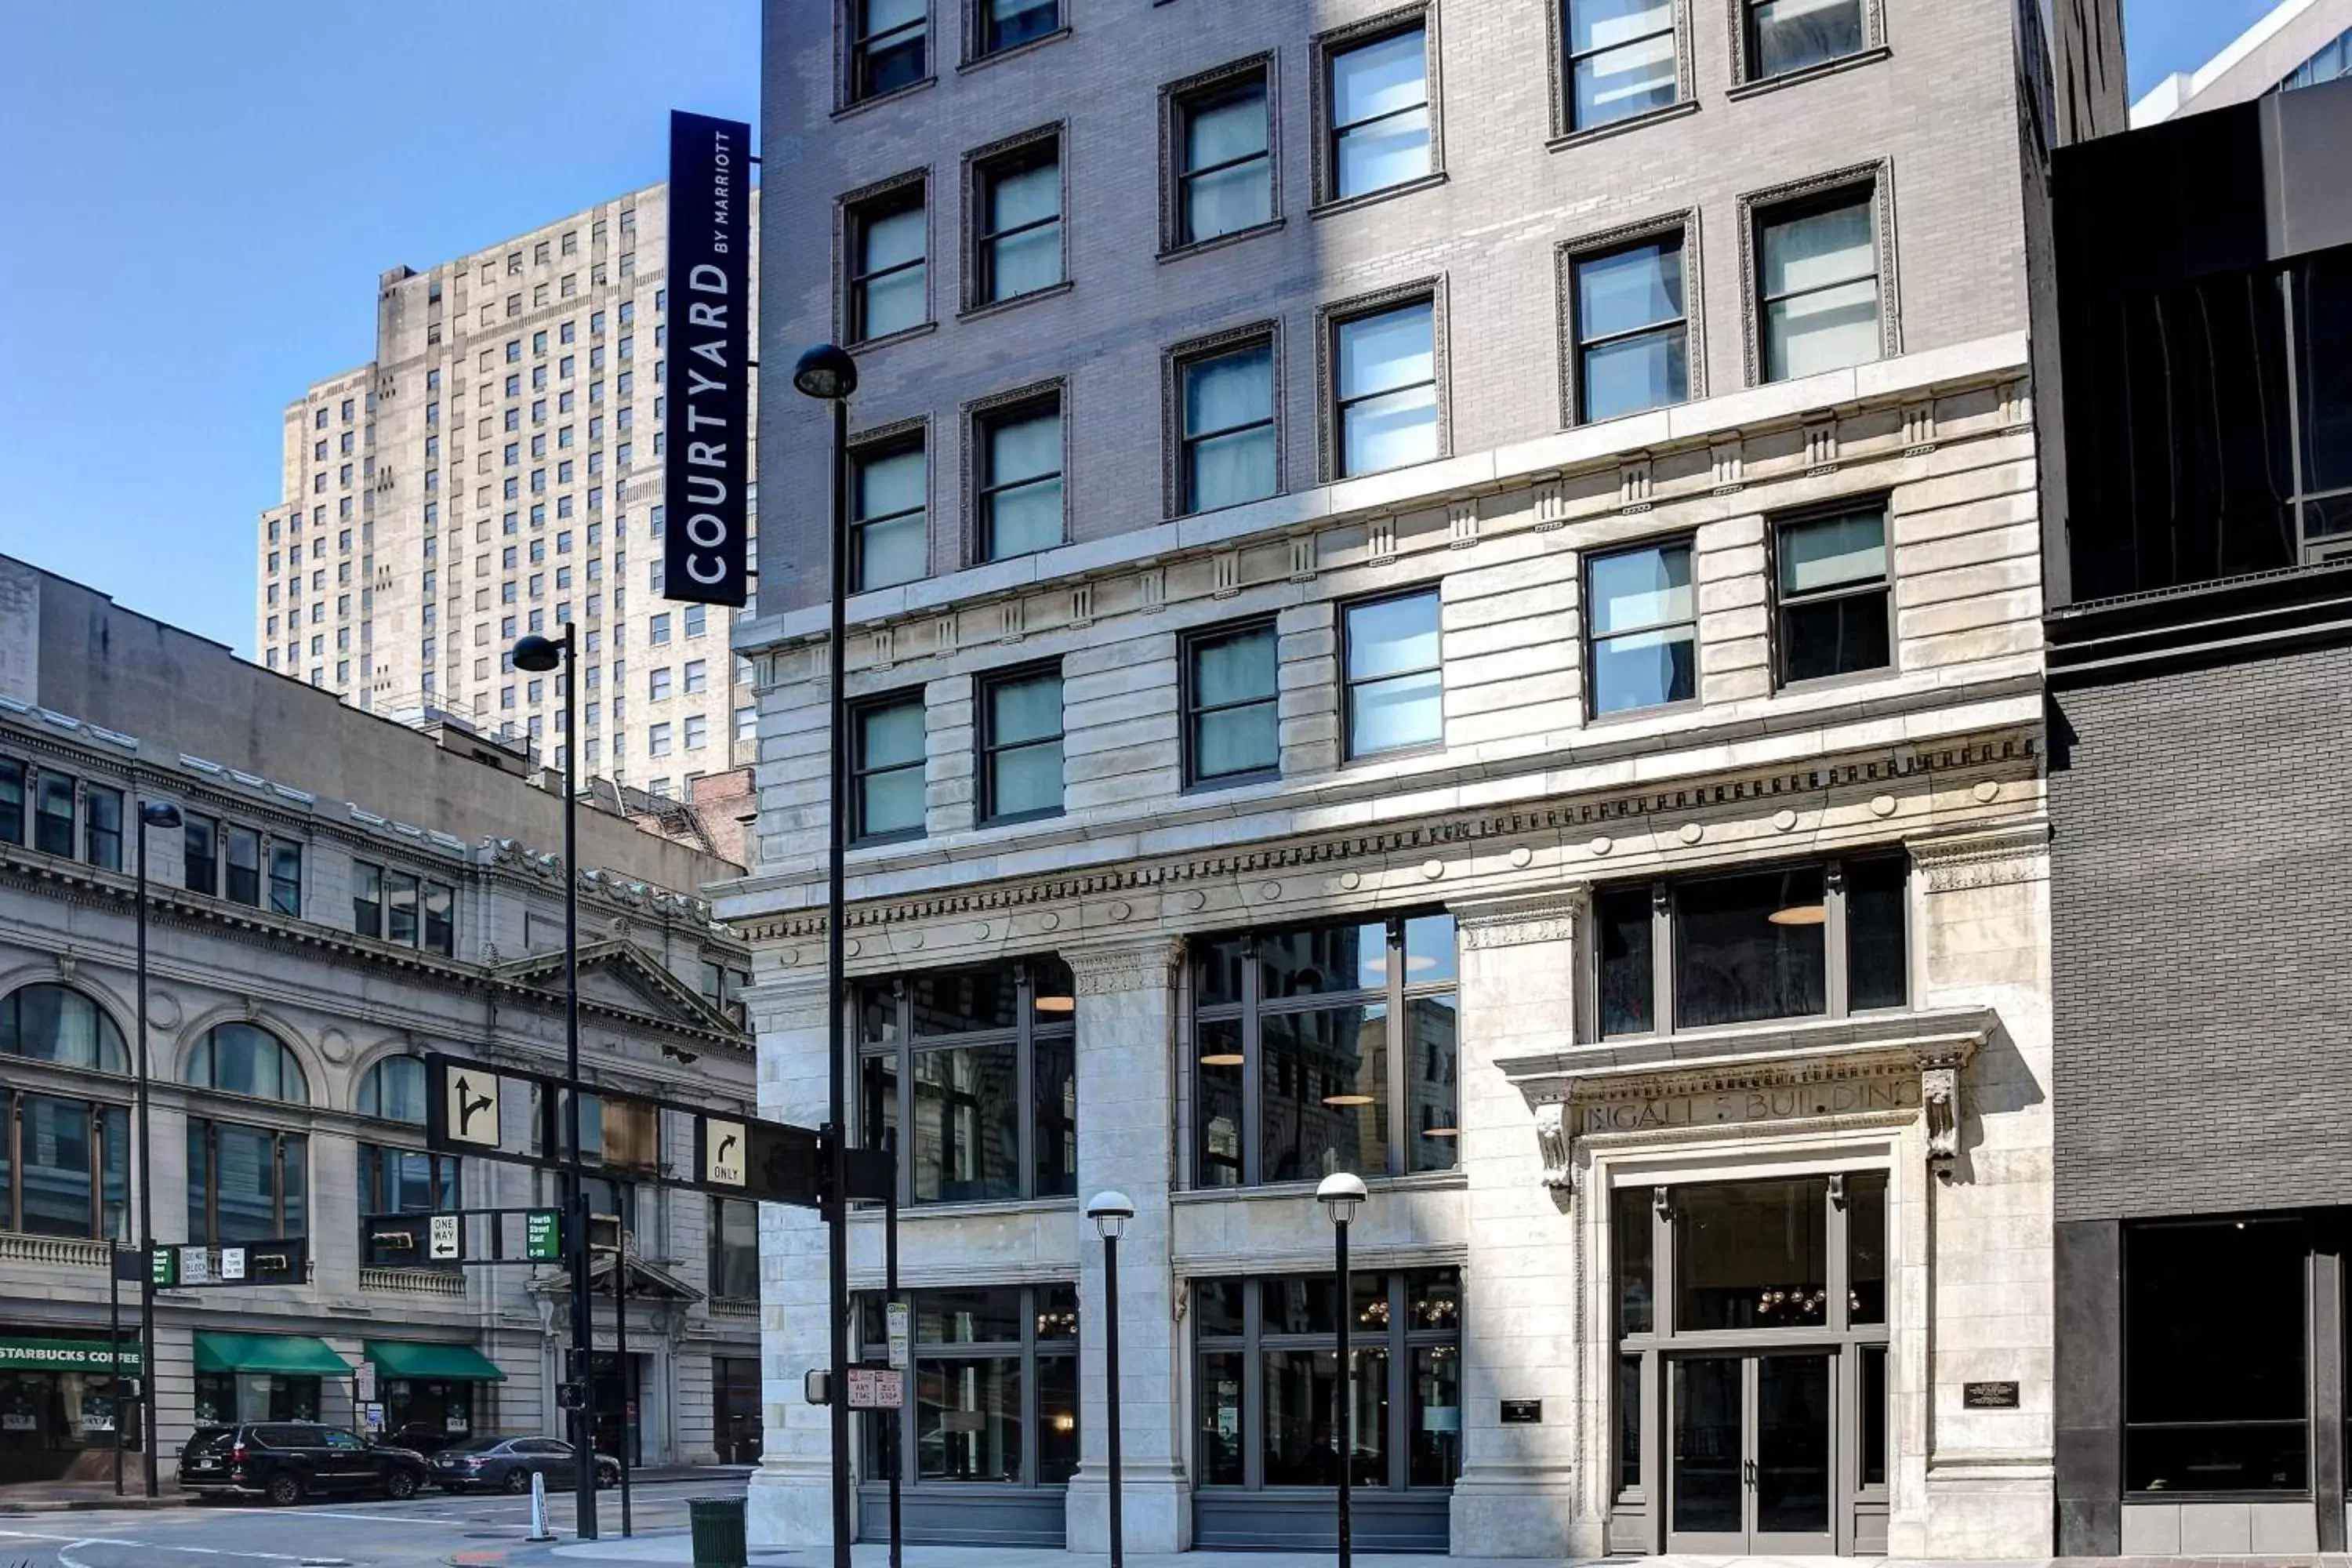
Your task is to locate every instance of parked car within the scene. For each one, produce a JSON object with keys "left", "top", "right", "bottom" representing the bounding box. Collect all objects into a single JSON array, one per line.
[
  {"left": 427, "top": 1435, "right": 621, "bottom": 1494},
  {"left": 379, "top": 1423, "right": 470, "bottom": 1457},
  {"left": 178, "top": 1421, "right": 430, "bottom": 1504}
]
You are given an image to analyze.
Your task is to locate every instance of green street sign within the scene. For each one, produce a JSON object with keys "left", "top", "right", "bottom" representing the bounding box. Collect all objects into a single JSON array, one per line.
[
  {"left": 151, "top": 1248, "right": 176, "bottom": 1287},
  {"left": 524, "top": 1209, "right": 562, "bottom": 1261}
]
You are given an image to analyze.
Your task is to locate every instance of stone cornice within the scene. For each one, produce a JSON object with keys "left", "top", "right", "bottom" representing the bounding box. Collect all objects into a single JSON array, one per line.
[
  {"left": 1495, "top": 1005, "right": 1998, "bottom": 1103},
  {"left": 1909, "top": 823, "right": 2051, "bottom": 892},
  {"left": 1066, "top": 937, "right": 1185, "bottom": 996},
  {"left": 1453, "top": 887, "right": 1591, "bottom": 950}
]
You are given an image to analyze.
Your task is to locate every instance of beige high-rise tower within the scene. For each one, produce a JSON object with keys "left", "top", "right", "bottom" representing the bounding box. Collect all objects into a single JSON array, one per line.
[{"left": 255, "top": 184, "right": 758, "bottom": 799}]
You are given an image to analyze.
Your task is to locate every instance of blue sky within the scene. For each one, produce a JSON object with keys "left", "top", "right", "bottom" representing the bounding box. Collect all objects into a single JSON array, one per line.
[{"left": 0, "top": 2, "right": 2273, "bottom": 654}]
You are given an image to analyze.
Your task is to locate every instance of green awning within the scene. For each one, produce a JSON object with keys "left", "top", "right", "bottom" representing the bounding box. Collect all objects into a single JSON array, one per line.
[
  {"left": 363, "top": 1341, "right": 506, "bottom": 1382},
  {"left": 192, "top": 1332, "right": 352, "bottom": 1378}
]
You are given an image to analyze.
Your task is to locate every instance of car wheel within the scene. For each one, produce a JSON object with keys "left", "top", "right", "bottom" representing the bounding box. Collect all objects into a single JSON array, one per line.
[
  {"left": 383, "top": 1468, "right": 417, "bottom": 1501},
  {"left": 266, "top": 1471, "right": 304, "bottom": 1508},
  {"left": 502, "top": 1468, "right": 530, "bottom": 1494},
  {"left": 597, "top": 1466, "right": 619, "bottom": 1490}
]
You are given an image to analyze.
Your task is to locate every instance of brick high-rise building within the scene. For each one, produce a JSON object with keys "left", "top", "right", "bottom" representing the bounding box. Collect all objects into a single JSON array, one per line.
[{"left": 255, "top": 186, "right": 759, "bottom": 802}]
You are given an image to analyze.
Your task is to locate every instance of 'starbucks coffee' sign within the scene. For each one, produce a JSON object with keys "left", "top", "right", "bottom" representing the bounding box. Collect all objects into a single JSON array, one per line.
[{"left": 0, "top": 1339, "right": 143, "bottom": 1374}]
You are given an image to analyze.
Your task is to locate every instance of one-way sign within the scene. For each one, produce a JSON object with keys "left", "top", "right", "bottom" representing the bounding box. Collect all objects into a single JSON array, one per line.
[{"left": 429, "top": 1214, "right": 463, "bottom": 1261}]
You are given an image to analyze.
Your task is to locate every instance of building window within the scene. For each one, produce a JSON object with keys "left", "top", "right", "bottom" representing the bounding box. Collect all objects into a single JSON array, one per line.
[
  {"left": 1331, "top": 298, "right": 1438, "bottom": 477},
  {"left": 1564, "top": 0, "right": 1678, "bottom": 129},
  {"left": 1570, "top": 230, "right": 1689, "bottom": 423},
  {"left": 1757, "top": 186, "right": 1881, "bottom": 383},
  {"left": 1744, "top": 0, "right": 1864, "bottom": 80},
  {"left": 0, "top": 1090, "right": 129, "bottom": 1240},
  {"left": 977, "top": 396, "right": 1062, "bottom": 561},
  {"left": 848, "top": 180, "right": 927, "bottom": 342},
  {"left": 184, "top": 1022, "right": 310, "bottom": 1104},
  {"left": 973, "top": 0, "right": 1057, "bottom": 57},
  {"left": 978, "top": 666, "right": 1063, "bottom": 822},
  {"left": 1192, "top": 911, "right": 1457, "bottom": 1188},
  {"left": 268, "top": 841, "right": 302, "bottom": 917},
  {"left": 651, "top": 666, "right": 673, "bottom": 701},
  {"left": 1322, "top": 21, "right": 1432, "bottom": 203},
  {"left": 1173, "top": 68, "right": 1273, "bottom": 247},
  {"left": 857, "top": 1283, "right": 1078, "bottom": 1487},
  {"left": 1184, "top": 622, "right": 1279, "bottom": 786},
  {"left": 685, "top": 604, "right": 707, "bottom": 637},
  {"left": 853, "top": 695, "right": 927, "bottom": 841},
  {"left": 1, "top": 985, "right": 128, "bottom": 1073},
  {"left": 32, "top": 770, "right": 75, "bottom": 858},
  {"left": 1177, "top": 335, "right": 1277, "bottom": 514},
  {"left": 853, "top": 436, "right": 928, "bottom": 590},
  {"left": 0, "top": 759, "right": 18, "bottom": 848},
  {"left": 354, "top": 863, "right": 456, "bottom": 955},
  {"left": 356, "top": 1056, "right": 428, "bottom": 1124},
  {"left": 181, "top": 814, "right": 217, "bottom": 895},
  {"left": 187, "top": 1120, "right": 307, "bottom": 1244},
  {"left": 1342, "top": 590, "right": 1442, "bottom": 757},
  {"left": 357, "top": 1145, "right": 459, "bottom": 1227},
  {"left": 685, "top": 715, "right": 709, "bottom": 750},
  {"left": 856, "top": 957, "right": 1077, "bottom": 1203},
  {"left": 649, "top": 722, "right": 673, "bottom": 757},
  {"left": 1774, "top": 502, "right": 1889, "bottom": 683},
  {"left": 974, "top": 136, "right": 1062, "bottom": 306},
  {"left": 83, "top": 785, "right": 122, "bottom": 872},
  {"left": 709, "top": 1197, "right": 759, "bottom": 1301},
  {"left": 1196, "top": 1267, "right": 1461, "bottom": 1493},
  {"left": 223, "top": 825, "right": 264, "bottom": 907},
  {"left": 1595, "top": 854, "right": 1908, "bottom": 1037},
  {"left": 1585, "top": 538, "right": 1695, "bottom": 716}
]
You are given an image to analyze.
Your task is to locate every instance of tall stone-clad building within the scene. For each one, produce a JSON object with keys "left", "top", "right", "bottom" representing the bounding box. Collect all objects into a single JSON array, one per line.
[
  {"left": 728, "top": 0, "right": 2119, "bottom": 1555},
  {"left": 254, "top": 186, "right": 760, "bottom": 802},
  {"left": 0, "top": 556, "right": 762, "bottom": 1479}
]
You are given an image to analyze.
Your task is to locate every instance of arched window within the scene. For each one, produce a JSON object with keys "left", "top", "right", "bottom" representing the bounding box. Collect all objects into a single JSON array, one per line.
[
  {"left": 0, "top": 985, "right": 128, "bottom": 1073},
  {"left": 183, "top": 1022, "right": 309, "bottom": 1105},
  {"left": 356, "top": 1055, "right": 428, "bottom": 1123}
]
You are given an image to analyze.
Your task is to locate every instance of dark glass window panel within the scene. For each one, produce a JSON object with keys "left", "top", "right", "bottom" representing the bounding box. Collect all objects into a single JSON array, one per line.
[
  {"left": 982, "top": 0, "right": 1058, "bottom": 54},
  {"left": 1403, "top": 913, "right": 1457, "bottom": 985},
  {"left": 224, "top": 826, "right": 262, "bottom": 906},
  {"left": 1860, "top": 1345, "right": 1888, "bottom": 1488},
  {"left": 2299, "top": 251, "right": 2352, "bottom": 493},
  {"left": 423, "top": 882, "right": 456, "bottom": 955},
  {"left": 34, "top": 771, "right": 75, "bottom": 857},
  {"left": 0, "top": 758, "right": 21, "bottom": 846},
  {"left": 2125, "top": 1218, "right": 2310, "bottom": 1491},
  {"left": 20, "top": 1096, "right": 94, "bottom": 1237},
  {"left": 1200, "top": 1351, "right": 1247, "bottom": 1484},
  {"left": 1404, "top": 996, "right": 1457, "bottom": 1173},
  {"left": 1344, "top": 1344, "right": 1390, "bottom": 1486},
  {"left": 1613, "top": 1184, "right": 1655, "bottom": 1337},
  {"left": 2130, "top": 1421, "right": 2310, "bottom": 1494},
  {"left": 1675, "top": 1178, "right": 1830, "bottom": 1330},
  {"left": 1196, "top": 1280, "right": 1248, "bottom": 1339},
  {"left": 711, "top": 1197, "right": 760, "bottom": 1300},
  {"left": 1755, "top": 1353, "right": 1832, "bottom": 1533},
  {"left": 1196, "top": 937, "right": 1248, "bottom": 1007},
  {"left": 856, "top": 984, "right": 900, "bottom": 1049},
  {"left": 916, "top": 1355, "right": 1022, "bottom": 1481},
  {"left": 387, "top": 871, "right": 419, "bottom": 945},
  {"left": 1188, "top": 624, "right": 1279, "bottom": 780},
  {"left": 1259, "top": 1273, "right": 1385, "bottom": 1338},
  {"left": 1029, "top": 956, "right": 1075, "bottom": 1019},
  {"left": 1846, "top": 853, "right": 1908, "bottom": 1010},
  {"left": 281, "top": 1132, "right": 307, "bottom": 1238},
  {"left": 183, "top": 1122, "right": 205, "bottom": 1243},
  {"left": 917, "top": 1286, "right": 1025, "bottom": 1346},
  {"left": 1, "top": 984, "right": 126, "bottom": 1073},
  {"left": 909, "top": 1042, "right": 1021, "bottom": 1204},
  {"left": 1259, "top": 920, "right": 1385, "bottom": 1000},
  {"left": 1599, "top": 884, "right": 1656, "bottom": 1036},
  {"left": 100, "top": 1105, "right": 127, "bottom": 1240},
  {"left": 1259, "top": 1004, "right": 1387, "bottom": 1185},
  {"left": 1671, "top": 1356, "right": 1743, "bottom": 1532},
  {"left": 1780, "top": 593, "right": 1889, "bottom": 683},
  {"left": 1196, "top": 1019, "right": 1245, "bottom": 1188},
  {"left": 268, "top": 842, "right": 302, "bottom": 916},
  {"left": 1749, "top": 0, "right": 1864, "bottom": 78},
  {"left": 352, "top": 863, "right": 383, "bottom": 938},
  {"left": 212, "top": 1123, "right": 282, "bottom": 1243},
  {"left": 1036, "top": 1283, "right": 1079, "bottom": 1341},
  {"left": 1032, "top": 1034, "right": 1076, "bottom": 1198},
  {"left": 1616, "top": 1353, "right": 1642, "bottom": 1493},
  {"left": 1847, "top": 1170, "right": 1888, "bottom": 1324},
  {"left": 1261, "top": 1348, "right": 1342, "bottom": 1484},
  {"left": 1405, "top": 1268, "right": 1461, "bottom": 1333},
  {"left": 1037, "top": 1351, "right": 1079, "bottom": 1482},
  {"left": 909, "top": 966, "right": 1018, "bottom": 1036},
  {"left": 1179, "top": 81, "right": 1272, "bottom": 247},
  {"left": 1675, "top": 865, "right": 1828, "bottom": 1028},
  {"left": 854, "top": 0, "right": 926, "bottom": 98},
  {"left": 84, "top": 786, "right": 121, "bottom": 870},
  {"left": 183, "top": 815, "right": 216, "bottom": 895}
]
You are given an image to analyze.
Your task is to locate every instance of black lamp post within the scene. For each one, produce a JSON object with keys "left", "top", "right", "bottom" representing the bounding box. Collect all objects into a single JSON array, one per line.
[
  {"left": 791, "top": 341, "right": 858, "bottom": 1568},
  {"left": 511, "top": 624, "right": 596, "bottom": 1538},
  {"left": 1086, "top": 1191, "right": 1135, "bottom": 1568},
  {"left": 132, "top": 797, "right": 179, "bottom": 1499},
  {"left": 1318, "top": 1171, "right": 1367, "bottom": 1568}
]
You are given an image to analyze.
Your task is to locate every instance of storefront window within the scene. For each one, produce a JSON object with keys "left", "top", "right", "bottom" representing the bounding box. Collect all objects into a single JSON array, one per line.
[
  {"left": 856, "top": 1283, "right": 1078, "bottom": 1488},
  {"left": 0, "top": 1359, "right": 139, "bottom": 1482},
  {"left": 191, "top": 1374, "right": 318, "bottom": 1425},
  {"left": 1192, "top": 913, "right": 1457, "bottom": 1189},
  {"left": 384, "top": 1380, "right": 474, "bottom": 1442},
  {"left": 2125, "top": 1217, "right": 2309, "bottom": 1492}
]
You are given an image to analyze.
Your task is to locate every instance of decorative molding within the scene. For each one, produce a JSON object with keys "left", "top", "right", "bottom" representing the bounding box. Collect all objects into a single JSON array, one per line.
[
  {"left": 1138, "top": 568, "right": 1165, "bottom": 613},
  {"left": 1307, "top": 4, "right": 1443, "bottom": 209},
  {"left": 998, "top": 595, "right": 1025, "bottom": 644},
  {"left": 1065, "top": 938, "right": 1185, "bottom": 996},
  {"left": 1156, "top": 51, "right": 1280, "bottom": 259},
  {"left": 1287, "top": 535, "right": 1317, "bottom": 581},
  {"left": 1534, "top": 1102, "right": 1572, "bottom": 1192},
  {"left": 1909, "top": 824, "right": 2050, "bottom": 893},
  {"left": 1555, "top": 209, "right": 1708, "bottom": 428},
  {"left": 1619, "top": 457, "right": 1653, "bottom": 512},
  {"left": 1069, "top": 582, "right": 1096, "bottom": 629},
  {"left": 1736, "top": 158, "right": 1902, "bottom": 388},
  {"left": 1804, "top": 416, "right": 1839, "bottom": 474},
  {"left": 2000, "top": 379, "right": 2031, "bottom": 431},
  {"left": 1534, "top": 481, "right": 1568, "bottom": 529},
  {"left": 1902, "top": 398, "right": 1937, "bottom": 455},
  {"left": 1211, "top": 550, "right": 1241, "bottom": 599},
  {"left": 1446, "top": 499, "right": 1479, "bottom": 550},
  {"left": 1919, "top": 1064, "right": 1959, "bottom": 1163},
  {"left": 1368, "top": 515, "right": 1399, "bottom": 558},
  {"left": 1454, "top": 887, "right": 1590, "bottom": 950},
  {"left": 869, "top": 626, "right": 895, "bottom": 671},
  {"left": 930, "top": 610, "right": 958, "bottom": 656},
  {"left": 1711, "top": 438, "right": 1744, "bottom": 493}
]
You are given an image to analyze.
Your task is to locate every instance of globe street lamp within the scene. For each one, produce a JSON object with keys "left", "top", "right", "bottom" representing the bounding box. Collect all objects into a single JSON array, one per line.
[
  {"left": 1087, "top": 1190, "right": 1136, "bottom": 1568},
  {"left": 133, "top": 797, "right": 180, "bottom": 1498},
  {"left": 791, "top": 341, "right": 858, "bottom": 1568},
  {"left": 1318, "top": 1171, "right": 1368, "bottom": 1568}
]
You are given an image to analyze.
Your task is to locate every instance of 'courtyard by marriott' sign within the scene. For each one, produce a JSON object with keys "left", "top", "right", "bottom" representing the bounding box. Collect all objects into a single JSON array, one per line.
[{"left": 662, "top": 109, "right": 753, "bottom": 608}]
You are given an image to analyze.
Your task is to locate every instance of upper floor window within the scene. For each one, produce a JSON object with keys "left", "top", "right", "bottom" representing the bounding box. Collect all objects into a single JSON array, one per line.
[
  {"left": 0, "top": 1090, "right": 128, "bottom": 1240},
  {"left": 1332, "top": 297, "right": 1438, "bottom": 477},
  {"left": 978, "top": 395, "right": 1062, "bottom": 561},
  {"left": 355, "top": 1056, "right": 428, "bottom": 1123},
  {"left": 1744, "top": 0, "right": 1865, "bottom": 80},
  {"left": 1178, "top": 336, "right": 1277, "bottom": 514},
  {"left": 1565, "top": 0, "right": 1678, "bottom": 129},
  {"left": 856, "top": 958, "right": 1076, "bottom": 1204},
  {"left": 1192, "top": 911, "right": 1459, "bottom": 1188},
  {"left": 187, "top": 1120, "right": 305, "bottom": 1245},
  {"left": 1174, "top": 70, "right": 1272, "bottom": 247},
  {"left": 978, "top": 665, "right": 1064, "bottom": 822},
  {"left": 1323, "top": 23, "right": 1432, "bottom": 202},
  {"left": 1757, "top": 186, "right": 1881, "bottom": 382},
  {"left": 1774, "top": 502, "right": 1890, "bottom": 684},
  {"left": 709, "top": 1196, "right": 759, "bottom": 1301},
  {"left": 354, "top": 861, "right": 457, "bottom": 955},
  {"left": 1184, "top": 622, "right": 1279, "bottom": 786},
  {"left": 184, "top": 1022, "right": 310, "bottom": 1105},
  {"left": 974, "top": 136, "right": 1062, "bottom": 305},
  {"left": 849, "top": 181, "right": 927, "bottom": 343},
  {"left": 1596, "top": 854, "right": 1908, "bottom": 1038},
  {"left": 357, "top": 1145, "right": 459, "bottom": 1228},
  {"left": 973, "top": 0, "right": 1057, "bottom": 57},
  {"left": 853, "top": 694, "right": 927, "bottom": 841},
  {"left": 1586, "top": 538, "right": 1695, "bottom": 716},
  {"left": 3, "top": 764, "right": 119, "bottom": 871},
  {"left": 851, "top": 0, "right": 927, "bottom": 101},
  {"left": 853, "top": 437, "right": 928, "bottom": 591},
  {"left": 1570, "top": 231, "right": 1689, "bottom": 423},
  {"left": 0, "top": 985, "right": 127, "bottom": 1073},
  {"left": 1343, "top": 590, "right": 1443, "bottom": 757}
]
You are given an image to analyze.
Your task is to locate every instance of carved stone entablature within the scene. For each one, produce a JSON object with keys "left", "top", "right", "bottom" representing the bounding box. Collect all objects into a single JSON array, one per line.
[
  {"left": 1454, "top": 887, "right": 1592, "bottom": 952},
  {"left": 1067, "top": 938, "right": 1185, "bottom": 997},
  {"left": 1909, "top": 824, "right": 2049, "bottom": 895},
  {"left": 1497, "top": 1006, "right": 1998, "bottom": 1199}
]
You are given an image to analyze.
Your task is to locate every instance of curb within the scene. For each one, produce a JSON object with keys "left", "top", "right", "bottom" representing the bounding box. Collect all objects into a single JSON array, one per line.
[{"left": 0, "top": 1494, "right": 192, "bottom": 1513}]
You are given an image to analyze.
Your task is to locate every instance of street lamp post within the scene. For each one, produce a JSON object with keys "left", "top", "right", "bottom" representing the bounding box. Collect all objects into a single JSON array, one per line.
[
  {"left": 1087, "top": 1192, "right": 1136, "bottom": 1568},
  {"left": 791, "top": 342, "right": 858, "bottom": 1568},
  {"left": 511, "top": 624, "right": 596, "bottom": 1538},
  {"left": 1317, "top": 1172, "right": 1367, "bottom": 1568},
  {"left": 133, "top": 797, "right": 179, "bottom": 1500}
]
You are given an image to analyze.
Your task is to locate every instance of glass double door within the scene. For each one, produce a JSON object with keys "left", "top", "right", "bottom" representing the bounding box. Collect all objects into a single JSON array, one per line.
[{"left": 1669, "top": 1351, "right": 1835, "bottom": 1554}]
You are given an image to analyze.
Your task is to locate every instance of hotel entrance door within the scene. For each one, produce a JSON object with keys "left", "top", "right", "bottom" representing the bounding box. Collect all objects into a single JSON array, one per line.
[{"left": 1668, "top": 1352, "right": 1836, "bottom": 1553}]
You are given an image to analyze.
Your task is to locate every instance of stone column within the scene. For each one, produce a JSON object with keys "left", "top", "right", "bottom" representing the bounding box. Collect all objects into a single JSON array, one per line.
[
  {"left": 745, "top": 978, "right": 840, "bottom": 1550},
  {"left": 1448, "top": 888, "right": 1589, "bottom": 1557},
  {"left": 1063, "top": 938, "right": 1189, "bottom": 1555}
]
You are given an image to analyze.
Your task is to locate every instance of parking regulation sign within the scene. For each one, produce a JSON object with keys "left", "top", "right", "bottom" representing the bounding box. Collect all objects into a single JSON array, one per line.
[{"left": 846, "top": 1367, "right": 904, "bottom": 1410}]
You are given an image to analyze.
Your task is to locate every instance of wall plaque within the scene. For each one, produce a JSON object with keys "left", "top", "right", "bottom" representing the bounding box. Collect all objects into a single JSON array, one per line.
[
  {"left": 1963, "top": 1381, "right": 2020, "bottom": 1409},
  {"left": 1500, "top": 1399, "right": 1543, "bottom": 1425}
]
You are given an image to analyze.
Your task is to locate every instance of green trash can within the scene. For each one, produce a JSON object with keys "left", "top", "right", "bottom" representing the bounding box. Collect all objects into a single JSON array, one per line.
[{"left": 688, "top": 1496, "right": 749, "bottom": 1568}]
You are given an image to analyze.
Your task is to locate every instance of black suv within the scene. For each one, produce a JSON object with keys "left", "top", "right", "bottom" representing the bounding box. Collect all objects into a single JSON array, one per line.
[{"left": 178, "top": 1421, "right": 429, "bottom": 1504}]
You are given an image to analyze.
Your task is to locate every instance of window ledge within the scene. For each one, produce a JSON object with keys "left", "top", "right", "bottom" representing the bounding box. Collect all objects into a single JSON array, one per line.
[
  {"left": 832, "top": 77, "right": 939, "bottom": 122},
  {"left": 1158, "top": 217, "right": 1287, "bottom": 264},
  {"left": 1777, "top": 660, "right": 1897, "bottom": 696},
  {"left": 957, "top": 278, "right": 1074, "bottom": 325},
  {"left": 1492, "top": 1005, "right": 2003, "bottom": 1102},
  {"left": 1310, "top": 171, "right": 1448, "bottom": 221},
  {"left": 848, "top": 1194, "right": 1075, "bottom": 1225},
  {"left": 1726, "top": 45, "right": 1892, "bottom": 101},
  {"left": 1172, "top": 1169, "right": 1469, "bottom": 1206},
  {"left": 958, "top": 26, "right": 1072, "bottom": 73},
  {"left": 1548, "top": 97, "right": 1700, "bottom": 153},
  {"left": 849, "top": 321, "right": 938, "bottom": 356}
]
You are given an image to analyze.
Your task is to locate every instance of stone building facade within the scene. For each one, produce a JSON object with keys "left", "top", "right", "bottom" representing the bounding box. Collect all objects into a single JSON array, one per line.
[
  {"left": 0, "top": 557, "right": 760, "bottom": 1480},
  {"left": 254, "top": 185, "right": 760, "bottom": 801},
  {"left": 725, "top": 0, "right": 2122, "bottom": 1555}
]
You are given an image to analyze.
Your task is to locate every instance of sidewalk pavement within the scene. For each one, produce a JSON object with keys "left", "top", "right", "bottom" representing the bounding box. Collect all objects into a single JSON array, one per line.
[
  {"left": 539, "top": 1538, "right": 2086, "bottom": 1568},
  {"left": 0, "top": 1464, "right": 750, "bottom": 1515}
]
